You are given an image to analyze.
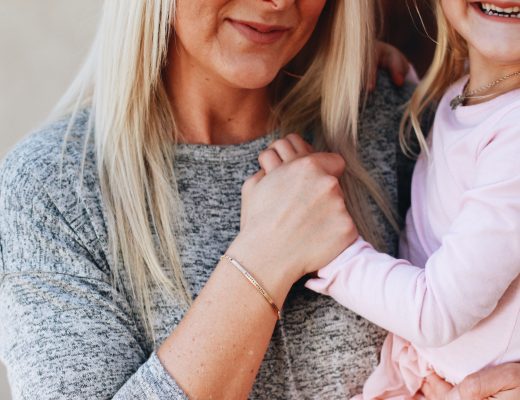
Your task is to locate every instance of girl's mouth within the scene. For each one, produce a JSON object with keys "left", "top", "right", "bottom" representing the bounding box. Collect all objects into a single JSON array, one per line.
[{"left": 477, "top": 2, "right": 520, "bottom": 18}]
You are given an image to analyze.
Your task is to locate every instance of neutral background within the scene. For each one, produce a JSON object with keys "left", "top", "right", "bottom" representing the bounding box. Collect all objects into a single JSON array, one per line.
[{"left": 0, "top": 1, "right": 103, "bottom": 397}]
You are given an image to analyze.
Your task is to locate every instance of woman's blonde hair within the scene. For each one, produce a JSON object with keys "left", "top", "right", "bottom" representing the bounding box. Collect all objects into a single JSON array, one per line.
[
  {"left": 400, "top": 1, "right": 468, "bottom": 154},
  {"left": 52, "top": 0, "right": 396, "bottom": 340}
]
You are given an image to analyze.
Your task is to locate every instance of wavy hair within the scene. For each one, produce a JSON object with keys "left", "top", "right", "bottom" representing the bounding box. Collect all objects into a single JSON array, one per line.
[
  {"left": 52, "top": 0, "right": 396, "bottom": 340},
  {"left": 400, "top": 1, "right": 468, "bottom": 155}
]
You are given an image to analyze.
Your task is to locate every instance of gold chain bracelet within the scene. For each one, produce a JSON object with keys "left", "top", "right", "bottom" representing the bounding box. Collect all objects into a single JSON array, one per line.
[{"left": 220, "top": 254, "right": 281, "bottom": 320}]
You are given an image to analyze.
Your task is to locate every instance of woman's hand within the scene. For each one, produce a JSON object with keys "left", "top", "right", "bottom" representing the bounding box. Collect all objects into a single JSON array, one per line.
[
  {"left": 229, "top": 134, "right": 358, "bottom": 289},
  {"left": 258, "top": 133, "right": 313, "bottom": 172},
  {"left": 421, "top": 373, "right": 453, "bottom": 400},
  {"left": 371, "top": 40, "right": 412, "bottom": 90},
  {"left": 421, "top": 364, "right": 520, "bottom": 400}
]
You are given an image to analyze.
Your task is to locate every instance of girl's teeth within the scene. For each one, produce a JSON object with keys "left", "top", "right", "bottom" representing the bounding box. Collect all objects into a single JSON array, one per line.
[{"left": 480, "top": 2, "right": 520, "bottom": 17}]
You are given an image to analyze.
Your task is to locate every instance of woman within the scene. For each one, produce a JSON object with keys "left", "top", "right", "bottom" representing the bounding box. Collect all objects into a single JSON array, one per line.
[{"left": 0, "top": 0, "right": 515, "bottom": 399}]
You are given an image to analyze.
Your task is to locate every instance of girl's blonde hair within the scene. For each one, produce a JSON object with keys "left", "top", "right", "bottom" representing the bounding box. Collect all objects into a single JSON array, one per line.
[
  {"left": 400, "top": 1, "right": 468, "bottom": 154},
  {"left": 52, "top": 0, "right": 396, "bottom": 340}
]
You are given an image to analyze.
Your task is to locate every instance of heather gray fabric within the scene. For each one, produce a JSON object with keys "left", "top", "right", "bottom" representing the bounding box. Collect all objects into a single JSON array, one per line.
[{"left": 0, "top": 73, "right": 413, "bottom": 399}]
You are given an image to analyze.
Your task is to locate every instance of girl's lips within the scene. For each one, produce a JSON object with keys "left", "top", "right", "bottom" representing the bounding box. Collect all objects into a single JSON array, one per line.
[
  {"left": 471, "top": 0, "right": 520, "bottom": 7},
  {"left": 228, "top": 19, "right": 290, "bottom": 45}
]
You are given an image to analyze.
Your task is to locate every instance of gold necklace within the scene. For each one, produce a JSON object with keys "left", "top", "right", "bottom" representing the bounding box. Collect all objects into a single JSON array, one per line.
[{"left": 450, "top": 70, "right": 520, "bottom": 110}]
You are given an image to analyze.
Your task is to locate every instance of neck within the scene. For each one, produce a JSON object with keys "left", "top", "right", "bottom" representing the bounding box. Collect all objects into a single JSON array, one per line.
[
  {"left": 466, "top": 47, "right": 520, "bottom": 105},
  {"left": 165, "top": 44, "right": 273, "bottom": 145}
]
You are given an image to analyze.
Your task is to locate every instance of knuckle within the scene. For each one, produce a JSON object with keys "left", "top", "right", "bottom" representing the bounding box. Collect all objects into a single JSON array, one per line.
[
  {"left": 258, "top": 148, "right": 272, "bottom": 158},
  {"left": 258, "top": 149, "right": 268, "bottom": 160},
  {"left": 271, "top": 138, "right": 285, "bottom": 148},
  {"left": 334, "top": 153, "right": 346, "bottom": 170},
  {"left": 258, "top": 149, "right": 274, "bottom": 163},
  {"left": 297, "top": 155, "right": 318, "bottom": 171},
  {"left": 459, "top": 374, "right": 481, "bottom": 398},
  {"left": 272, "top": 138, "right": 290, "bottom": 150},
  {"left": 322, "top": 175, "right": 340, "bottom": 192}
]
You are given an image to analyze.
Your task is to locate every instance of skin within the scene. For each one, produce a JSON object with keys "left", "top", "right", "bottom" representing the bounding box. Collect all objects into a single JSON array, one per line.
[
  {"left": 156, "top": 0, "right": 411, "bottom": 397},
  {"left": 421, "top": 1, "right": 520, "bottom": 397},
  {"left": 261, "top": 137, "right": 520, "bottom": 400},
  {"left": 157, "top": 1, "right": 358, "bottom": 398},
  {"left": 422, "top": 364, "right": 520, "bottom": 399},
  {"left": 441, "top": 0, "right": 520, "bottom": 103},
  {"left": 168, "top": 0, "right": 325, "bottom": 145},
  {"left": 260, "top": 2, "right": 520, "bottom": 399}
]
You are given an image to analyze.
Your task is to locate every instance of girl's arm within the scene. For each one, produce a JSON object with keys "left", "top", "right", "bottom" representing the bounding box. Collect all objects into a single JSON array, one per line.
[{"left": 306, "top": 119, "right": 520, "bottom": 347}]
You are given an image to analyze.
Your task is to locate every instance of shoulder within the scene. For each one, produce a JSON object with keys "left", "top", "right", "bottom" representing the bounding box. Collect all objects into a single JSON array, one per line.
[
  {"left": 356, "top": 71, "right": 414, "bottom": 169},
  {"left": 0, "top": 109, "right": 110, "bottom": 278},
  {"left": 360, "top": 70, "right": 415, "bottom": 140},
  {"left": 0, "top": 109, "right": 94, "bottom": 200}
]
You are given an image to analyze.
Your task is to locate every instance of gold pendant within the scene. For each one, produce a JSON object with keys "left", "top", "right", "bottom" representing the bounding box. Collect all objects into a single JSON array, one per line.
[{"left": 450, "top": 94, "right": 465, "bottom": 110}]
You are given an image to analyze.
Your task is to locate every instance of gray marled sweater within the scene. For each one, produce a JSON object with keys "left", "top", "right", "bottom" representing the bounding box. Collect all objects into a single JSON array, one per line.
[{"left": 0, "top": 74, "right": 413, "bottom": 399}]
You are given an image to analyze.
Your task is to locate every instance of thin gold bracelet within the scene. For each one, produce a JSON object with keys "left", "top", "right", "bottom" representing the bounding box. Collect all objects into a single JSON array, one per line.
[{"left": 220, "top": 254, "right": 281, "bottom": 320}]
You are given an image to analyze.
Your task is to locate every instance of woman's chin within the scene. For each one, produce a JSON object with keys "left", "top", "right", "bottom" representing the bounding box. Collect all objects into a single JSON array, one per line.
[{"left": 221, "top": 65, "right": 281, "bottom": 90}]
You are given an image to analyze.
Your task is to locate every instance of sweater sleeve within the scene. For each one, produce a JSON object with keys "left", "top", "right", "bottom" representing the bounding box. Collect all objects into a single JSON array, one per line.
[
  {"left": 0, "top": 155, "right": 188, "bottom": 399},
  {"left": 306, "top": 120, "right": 520, "bottom": 348}
]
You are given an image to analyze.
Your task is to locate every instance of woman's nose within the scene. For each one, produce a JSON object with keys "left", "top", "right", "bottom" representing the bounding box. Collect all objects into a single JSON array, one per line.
[{"left": 262, "top": 0, "right": 296, "bottom": 10}]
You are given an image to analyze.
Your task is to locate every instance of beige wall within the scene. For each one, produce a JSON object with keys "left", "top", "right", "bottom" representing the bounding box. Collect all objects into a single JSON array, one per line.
[{"left": 0, "top": 1, "right": 103, "bottom": 398}]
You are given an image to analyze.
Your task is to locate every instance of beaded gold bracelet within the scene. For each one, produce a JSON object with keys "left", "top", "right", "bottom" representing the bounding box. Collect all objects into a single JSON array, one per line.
[{"left": 220, "top": 254, "right": 281, "bottom": 320}]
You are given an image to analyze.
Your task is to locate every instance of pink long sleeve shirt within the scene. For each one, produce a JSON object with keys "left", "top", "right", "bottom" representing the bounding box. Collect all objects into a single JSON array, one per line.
[{"left": 306, "top": 77, "right": 520, "bottom": 385}]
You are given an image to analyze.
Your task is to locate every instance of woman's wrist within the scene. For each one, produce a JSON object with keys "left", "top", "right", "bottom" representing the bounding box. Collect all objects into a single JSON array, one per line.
[{"left": 226, "top": 234, "right": 300, "bottom": 310}]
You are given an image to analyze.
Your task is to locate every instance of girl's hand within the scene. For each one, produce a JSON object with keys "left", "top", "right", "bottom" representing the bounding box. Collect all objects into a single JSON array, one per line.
[
  {"left": 371, "top": 40, "right": 411, "bottom": 90},
  {"left": 421, "top": 364, "right": 520, "bottom": 400}
]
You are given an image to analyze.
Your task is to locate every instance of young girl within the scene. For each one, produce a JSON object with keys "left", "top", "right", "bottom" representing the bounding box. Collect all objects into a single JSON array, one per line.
[{"left": 261, "top": 0, "right": 520, "bottom": 398}]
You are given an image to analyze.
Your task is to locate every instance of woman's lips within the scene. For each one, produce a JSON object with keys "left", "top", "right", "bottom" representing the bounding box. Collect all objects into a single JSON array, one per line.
[{"left": 228, "top": 19, "right": 290, "bottom": 45}]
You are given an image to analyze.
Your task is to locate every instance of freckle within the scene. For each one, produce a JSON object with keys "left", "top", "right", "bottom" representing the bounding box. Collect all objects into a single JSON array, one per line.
[
  {"left": 250, "top": 368, "right": 254, "bottom": 374},
  {"left": 227, "top": 118, "right": 233, "bottom": 122}
]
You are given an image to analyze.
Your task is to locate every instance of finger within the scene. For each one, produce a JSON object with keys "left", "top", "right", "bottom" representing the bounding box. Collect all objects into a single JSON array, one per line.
[
  {"left": 388, "top": 51, "right": 407, "bottom": 87},
  {"left": 489, "top": 388, "right": 520, "bottom": 400},
  {"left": 258, "top": 148, "right": 283, "bottom": 173},
  {"left": 268, "top": 138, "right": 298, "bottom": 163},
  {"left": 447, "top": 364, "right": 520, "bottom": 400},
  {"left": 421, "top": 373, "right": 453, "bottom": 400},
  {"left": 377, "top": 42, "right": 409, "bottom": 87},
  {"left": 285, "top": 133, "right": 313, "bottom": 155},
  {"left": 302, "top": 152, "right": 346, "bottom": 178}
]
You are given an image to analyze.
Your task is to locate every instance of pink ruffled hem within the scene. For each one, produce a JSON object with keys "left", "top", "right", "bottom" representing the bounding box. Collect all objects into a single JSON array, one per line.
[{"left": 352, "top": 334, "right": 432, "bottom": 400}]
